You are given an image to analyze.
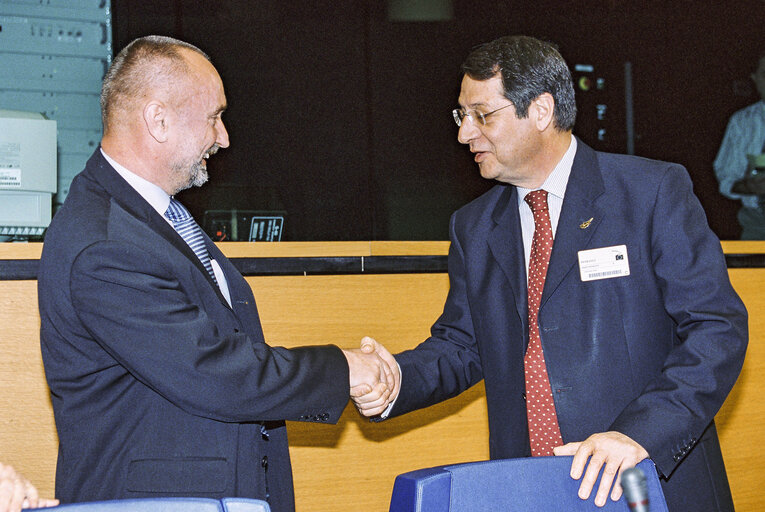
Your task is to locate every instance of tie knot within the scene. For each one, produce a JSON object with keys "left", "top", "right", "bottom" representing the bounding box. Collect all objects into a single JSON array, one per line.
[
  {"left": 165, "top": 197, "right": 192, "bottom": 223},
  {"left": 524, "top": 190, "right": 549, "bottom": 213}
]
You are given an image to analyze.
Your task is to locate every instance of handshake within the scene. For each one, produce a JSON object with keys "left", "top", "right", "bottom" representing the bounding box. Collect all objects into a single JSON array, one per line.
[{"left": 342, "top": 337, "right": 400, "bottom": 417}]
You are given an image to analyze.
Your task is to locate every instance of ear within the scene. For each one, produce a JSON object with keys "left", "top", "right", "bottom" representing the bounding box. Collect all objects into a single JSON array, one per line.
[
  {"left": 143, "top": 101, "right": 169, "bottom": 143},
  {"left": 530, "top": 92, "right": 555, "bottom": 132}
]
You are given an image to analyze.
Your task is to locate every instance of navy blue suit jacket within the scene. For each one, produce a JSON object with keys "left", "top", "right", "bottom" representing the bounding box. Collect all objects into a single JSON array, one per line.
[
  {"left": 390, "top": 140, "right": 747, "bottom": 511},
  {"left": 38, "top": 150, "right": 349, "bottom": 511}
]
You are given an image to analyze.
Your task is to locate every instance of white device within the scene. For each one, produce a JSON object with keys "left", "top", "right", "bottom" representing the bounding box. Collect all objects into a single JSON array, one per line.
[{"left": 0, "top": 109, "right": 57, "bottom": 238}]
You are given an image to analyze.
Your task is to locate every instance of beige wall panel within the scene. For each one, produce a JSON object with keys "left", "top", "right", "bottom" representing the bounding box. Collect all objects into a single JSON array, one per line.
[{"left": 0, "top": 241, "right": 762, "bottom": 511}]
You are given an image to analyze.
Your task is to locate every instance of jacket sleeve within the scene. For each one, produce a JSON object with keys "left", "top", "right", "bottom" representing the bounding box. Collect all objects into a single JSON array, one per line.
[
  {"left": 69, "top": 239, "right": 350, "bottom": 424},
  {"left": 390, "top": 213, "right": 484, "bottom": 417},
  {"left": 608, "top": 164, "right": 748, "bottom": 477}
]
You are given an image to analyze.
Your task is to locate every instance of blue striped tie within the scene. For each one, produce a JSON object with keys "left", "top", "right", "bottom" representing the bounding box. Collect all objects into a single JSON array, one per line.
[{"left": 164, "top": 197, "right": 218, "bottom": 285}]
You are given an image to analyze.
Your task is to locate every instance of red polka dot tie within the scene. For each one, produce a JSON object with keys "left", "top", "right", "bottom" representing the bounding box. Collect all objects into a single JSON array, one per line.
[{"left": 524, "top": 190, "right": 563, "bottom": 456}]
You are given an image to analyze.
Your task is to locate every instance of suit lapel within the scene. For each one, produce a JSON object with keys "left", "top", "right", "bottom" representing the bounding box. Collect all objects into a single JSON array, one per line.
[
  {"left": 541, "top": 141, "right": 606, "bottom": 307},
  {"left": 487, "top": 186, "right": 527, "bottom": 328},
  {"left": 86, "top": 149, "right": 231, "bottom": 308}
]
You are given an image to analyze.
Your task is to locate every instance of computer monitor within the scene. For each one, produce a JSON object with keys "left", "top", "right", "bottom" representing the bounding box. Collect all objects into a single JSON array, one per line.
[{"left": 0, "top": 109, "right": 57, "bottom": 240}]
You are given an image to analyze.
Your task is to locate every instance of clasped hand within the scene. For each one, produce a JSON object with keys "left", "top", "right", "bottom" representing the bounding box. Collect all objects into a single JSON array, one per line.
[{"left": 343, "top": 337, "right": 400, "bottom": 417}]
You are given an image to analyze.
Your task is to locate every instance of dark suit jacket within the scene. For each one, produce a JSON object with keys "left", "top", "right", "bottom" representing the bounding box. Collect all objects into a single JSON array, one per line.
[
  {"left": 38, "top": 149, "right": 349, "bottom": 512},
  {"left": 390, "top": 140, "right": 748, "bottom": 511}
]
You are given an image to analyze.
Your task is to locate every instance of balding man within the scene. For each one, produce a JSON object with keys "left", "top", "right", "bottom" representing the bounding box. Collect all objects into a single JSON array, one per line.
[{"left": 38, "top": 36, "right": 395, "bottom": 511}]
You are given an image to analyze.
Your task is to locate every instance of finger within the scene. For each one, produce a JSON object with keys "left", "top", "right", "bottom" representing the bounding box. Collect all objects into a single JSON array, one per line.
[
  {"left": 357, "top": 395, "right": 391, "bottom": 414},
  {"left": 10, "top": 479, "right": 26, "bottom": 512},
  {"left": 577, "top": 453, "right": 605, "bottom": 500},
  {"left": 380, "top": 360, "right": 395, "bottom": 390},
  {"left": 593, "top": 459, "right": 620, "bottom": 507},
  {"left": 0, "top": 477, "right": 13, "bottom": 511},
  {"left": 353, "top": 382, "right": 391, "bottom": 405},
  {"left": 553, "top": 442, "right": 579, "bottom": 457},
  {"left": 24, "top": 479, "right": 39, "bottom": 508},
  {"left": 349, "top": 383, "right": 372, "bottom": 397},
  {"left": 567, "top": 442, "right": 588, "bottom": 479},
  {"left": 360, "top": 336, "right": 377, "bottom": 353},
  {"left": 354, "top": 384, "right": 392, "bottom": 415},
  {"left": 611, "top": 468, "right": 625, "bottom": 502},
  {"left": 358, "top": 398, "right": 392, "bottom": 417},
  {"left": 0, "top": 489, "right": 10, "bottom": 512}
]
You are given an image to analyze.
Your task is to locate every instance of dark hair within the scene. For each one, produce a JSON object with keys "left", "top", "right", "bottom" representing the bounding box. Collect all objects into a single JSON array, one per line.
[
  {"left": 100, "top": 35, "right": 210, "bottom": 131},
  {"left": 461, "top": 35, "right": 576, "bottom": 131}
]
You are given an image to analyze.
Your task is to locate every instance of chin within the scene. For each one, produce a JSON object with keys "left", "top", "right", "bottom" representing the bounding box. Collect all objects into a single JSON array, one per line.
[{"left": 478, "top": 165, "right": 498, "bottom": 181}]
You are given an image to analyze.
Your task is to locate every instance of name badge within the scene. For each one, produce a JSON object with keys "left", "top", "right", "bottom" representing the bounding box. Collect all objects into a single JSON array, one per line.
[{"left": 577, "top": 245, "right": 630, "bottom": 282}]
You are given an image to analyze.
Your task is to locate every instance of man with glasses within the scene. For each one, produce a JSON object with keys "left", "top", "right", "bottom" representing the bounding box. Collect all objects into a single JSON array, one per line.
[{"left": 354, "top": 35, "right": 746, "bottom": 511}]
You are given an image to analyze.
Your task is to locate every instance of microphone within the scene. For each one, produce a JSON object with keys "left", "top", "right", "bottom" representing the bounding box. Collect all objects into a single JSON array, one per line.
[{"left": 621, "top": 467, "right": 650, "bottom": 512}]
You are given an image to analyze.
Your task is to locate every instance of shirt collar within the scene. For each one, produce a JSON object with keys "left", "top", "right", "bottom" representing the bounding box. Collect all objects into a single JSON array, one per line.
[
  {"left": 101, "top": 148, "right": 171, "bottom": 218},
  {"left": 517, "top": 135, "right": 577, "bottom": 200}
]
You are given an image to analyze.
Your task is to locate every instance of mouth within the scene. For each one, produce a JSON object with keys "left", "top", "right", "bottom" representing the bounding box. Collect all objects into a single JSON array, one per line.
[
  {"left": 472, "top": 150, "right": 488, "bottom": 163},
  {"left": 201, "top": 145, "right": 220, "bottom": 167}
]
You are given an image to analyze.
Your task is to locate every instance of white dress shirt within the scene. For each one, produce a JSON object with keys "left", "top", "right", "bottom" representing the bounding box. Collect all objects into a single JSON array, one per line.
[{"left": 516, "top": 136, "right": 577, "bottom": 276}]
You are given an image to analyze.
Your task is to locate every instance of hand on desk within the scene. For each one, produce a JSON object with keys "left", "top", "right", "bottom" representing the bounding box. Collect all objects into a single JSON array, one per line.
[
  {"left": 553, "top": 431, "right": 649, "bottom": 508},
  {"left": 346, "top": 337, "right": 400, "bottom": 417},
  {"left": 0, "top": 462, "right": 58, "bottom": 512}
]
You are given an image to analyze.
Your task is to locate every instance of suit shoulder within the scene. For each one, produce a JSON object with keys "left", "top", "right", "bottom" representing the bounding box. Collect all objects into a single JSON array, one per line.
[
  {"left": 595, "top": 151, "right": 690, "bottom": 188},
  {"left": 42, "top": 170, "right": 112, "bottom": 265},
  {"left": 453, "top": 183, "right": 510, "bottom": 222}
]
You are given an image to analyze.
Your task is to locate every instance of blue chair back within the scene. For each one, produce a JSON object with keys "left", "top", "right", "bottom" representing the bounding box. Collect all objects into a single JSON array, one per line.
[
  {"left": 390, "top": 457, "right": 668, "bottom": 512},
  {"left": 46, "top": 497, "right": 271, "bottom": 512},
  {"left": 220, "top": 497, "right": 271, "bottom": 512},
  {"left": 47, "top": 498, "right": 223, "bottom": 511}
]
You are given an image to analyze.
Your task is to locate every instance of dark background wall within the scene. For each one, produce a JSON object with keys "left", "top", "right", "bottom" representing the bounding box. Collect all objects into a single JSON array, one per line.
[{"left": 111, "top": 0, "right": 764, "bottom": 240}]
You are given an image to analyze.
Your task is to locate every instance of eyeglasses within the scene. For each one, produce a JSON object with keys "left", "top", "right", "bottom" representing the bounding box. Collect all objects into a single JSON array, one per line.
[{"left": 452, "top": 103, "right": 513, "bottom": 127}]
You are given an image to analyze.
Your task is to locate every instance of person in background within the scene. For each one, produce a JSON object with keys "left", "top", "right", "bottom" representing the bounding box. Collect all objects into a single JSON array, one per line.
[
  {"left": 355, "top": 35, "right": 747, "bottom": 511},
  {"left": 37, "top": 35, "right": 395, "bottom": 512},
  {"left": 0, "top": 462, "right": 57, "bottom": 512},
  {"left": 714, "top": 48, "right": 765, "bottom": 239}
]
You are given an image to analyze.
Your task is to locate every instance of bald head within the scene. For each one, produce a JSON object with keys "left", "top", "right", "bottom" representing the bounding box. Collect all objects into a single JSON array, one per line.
[
  {"left": 100, "top": 36, "right": 210, "bottom": 133},
  {"left": 99, "top": 35, "right": 229, "bottom": 196}
]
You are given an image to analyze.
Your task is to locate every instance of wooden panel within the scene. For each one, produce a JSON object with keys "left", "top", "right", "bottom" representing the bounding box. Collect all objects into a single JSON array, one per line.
[
  {"left": 218, "top": 241, "right": 373, "bottom": 258},
  {"left": 720, "top": 240, "right": 765, "bottom": 253},
  {"left": 247, "top": 274, "right": 488, "bottom": 512},
  {"left": 0, "top": 242, "right": 43, "bottom": 259},
  {"left": 369, "top": 241, "right": 450, "bottom": 255},
  {"left": 0, "top": 281, "right": 58, "bottom": 497},
  {"left": 715, "top": 269, "right": 765, "bottom": 509},
  {"left": 0, "top": 241, "right": 763, "bottom": 511}
]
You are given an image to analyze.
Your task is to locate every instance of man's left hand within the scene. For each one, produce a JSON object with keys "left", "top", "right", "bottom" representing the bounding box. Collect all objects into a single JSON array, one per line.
[{"left": 553, "top": 431, "right": 649, "bottom": 507}]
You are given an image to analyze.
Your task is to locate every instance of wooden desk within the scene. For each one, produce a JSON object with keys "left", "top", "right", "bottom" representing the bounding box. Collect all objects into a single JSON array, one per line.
[{"left": 0, "top": 241, "right": 761, "bottom": 511}]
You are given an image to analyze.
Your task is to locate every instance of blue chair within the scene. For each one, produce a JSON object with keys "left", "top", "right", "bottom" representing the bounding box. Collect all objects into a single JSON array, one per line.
[
  {"left": 220, "top": 498, "right": 271, "bottom": 512},
  {"left": 46, "top": 498, "right": 224, "bottom": 511},
  {"left": 46, "top": 497, "right": 271, "bottom": 512},
  {"left": 389, "top": 457, "right": 668, "bottom": 511}
]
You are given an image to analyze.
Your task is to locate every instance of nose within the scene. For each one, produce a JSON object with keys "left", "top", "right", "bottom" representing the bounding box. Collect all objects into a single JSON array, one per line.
[
  {"left": 216, "top": 118, "right": 230, "bottom": 148},
  {"left": 457, "top": 116, "right": 480, "bottom": 144}
]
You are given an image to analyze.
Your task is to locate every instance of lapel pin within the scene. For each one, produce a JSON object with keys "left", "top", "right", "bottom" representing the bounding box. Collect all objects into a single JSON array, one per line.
[{"left": 579, "top": 217, "right": 593, "bottom": 229}]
